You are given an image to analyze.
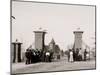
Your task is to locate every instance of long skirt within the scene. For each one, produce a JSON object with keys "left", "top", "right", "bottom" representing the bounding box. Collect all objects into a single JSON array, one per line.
[{"left": 69, "top": 54, "right": 73, "bottom": 62}]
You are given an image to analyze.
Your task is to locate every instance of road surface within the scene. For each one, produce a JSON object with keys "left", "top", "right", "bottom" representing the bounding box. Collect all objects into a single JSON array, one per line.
[{"left": 12, "top": 56, "right": 95, "bottom": 74}]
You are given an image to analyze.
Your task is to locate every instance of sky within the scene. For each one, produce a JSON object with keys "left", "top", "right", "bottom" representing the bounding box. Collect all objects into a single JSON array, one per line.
[{"left": 12, "top": 1, "right": 95, "bottom": 51}]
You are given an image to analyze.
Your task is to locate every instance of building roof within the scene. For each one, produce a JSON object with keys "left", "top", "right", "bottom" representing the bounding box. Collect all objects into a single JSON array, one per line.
[{"left": 50, "top": 38, "right": 55, "bottom": 44}]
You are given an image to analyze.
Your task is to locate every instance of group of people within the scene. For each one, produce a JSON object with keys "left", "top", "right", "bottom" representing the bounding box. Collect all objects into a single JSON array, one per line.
[
  {"left": 68, "top": 48, "right": 88, "bottom": 62},
  {"left": 25, "top": 48, "right": 53, "bottom": 64},
  {"left": 25, "top": 48, "right": 88, "bottom": 64}
]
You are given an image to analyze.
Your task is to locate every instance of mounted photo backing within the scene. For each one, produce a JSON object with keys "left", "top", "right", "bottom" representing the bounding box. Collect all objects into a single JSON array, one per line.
[{"left": 11, "top": 0, "right": 96, "bottom": 74}]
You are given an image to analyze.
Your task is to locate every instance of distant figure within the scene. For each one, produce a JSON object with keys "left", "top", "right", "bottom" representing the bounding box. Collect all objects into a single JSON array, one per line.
[
  {"left": 76, "top": 48, "right": 79, "bottom": 61},
  {"left": 37, "top": 50, "right": 41, "bottom": 62},
  {"left": 29, "top": 49, "right": 33, "bottom": 63},
  {"left": 33, "top": 50, "right": 38, "bottom": 63},
  {"left": 69, "top": 50, "right": 74, "bottom": 62},
  {"left": 25, "top": 49, "right": 30, "bottom": 64},
  {"left": 78, "top": 48, "right": 82, "bottom": 61},
  {"left": 73, "top": 49, "right": 76, "bottom": 61},
  {"left": 31, "top": 49, "right": 36, "bottom": 63},
  {"left": 49, "top": 52, "right": 53, "bottom": 62},
  {"left": 45, "top": 51, "right": 50, "bottom": 62},
  {"left": 40, "top": 50, "right": 45, "bottom": 62},
  {"left": 84, "top": 49, "right": 87, "bottom": 61},
  {"left": 57, "top": 54, "right": 60, "bottom": 60},
  {"left": 35, "top": 50, "right": 41, "bottom": 62},
  {"left": 68, "top": 50, "right": 70, "bottom": 62}
]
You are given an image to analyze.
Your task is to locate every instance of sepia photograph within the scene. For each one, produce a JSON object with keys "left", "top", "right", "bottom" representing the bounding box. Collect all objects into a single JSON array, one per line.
[{"left": 11, "top": 0, "right": 96, "bottom": 74}]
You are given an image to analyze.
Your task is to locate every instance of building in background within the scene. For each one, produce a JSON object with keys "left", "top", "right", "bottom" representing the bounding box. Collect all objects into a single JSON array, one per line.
[{"left": 48, "top": 38, "right": 61, "bottom": 59}]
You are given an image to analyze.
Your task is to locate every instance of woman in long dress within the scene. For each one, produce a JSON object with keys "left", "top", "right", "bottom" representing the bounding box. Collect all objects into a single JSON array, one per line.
[
  {"left": 69, "top": 50, "right": 74, "bottom": 62},
  {"left": 45, "top": 52, "right": 50, "bottom": 62}
]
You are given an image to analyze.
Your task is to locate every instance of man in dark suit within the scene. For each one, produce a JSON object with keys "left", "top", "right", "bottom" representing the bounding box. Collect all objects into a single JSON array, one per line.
[
  {"left": 25, "top": 49, "right": 30, "bottom": 64},
  {"left": 84, "top": 49, "right": 87, "bottom": 61}
]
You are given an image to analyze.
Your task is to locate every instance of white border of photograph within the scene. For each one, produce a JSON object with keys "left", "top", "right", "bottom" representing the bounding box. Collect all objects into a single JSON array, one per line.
[{"left": 0, "top": 0, "right": 100, "bottom": 75}]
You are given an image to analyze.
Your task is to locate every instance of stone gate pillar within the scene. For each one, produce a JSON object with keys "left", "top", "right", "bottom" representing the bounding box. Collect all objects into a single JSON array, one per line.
[
  {"left": 33, "top": 30, "right": 46, "bottom": 51},
  {"left": 73, "top": 30, "right": 84, "bottom": 60},
  {"left": 12, "top": 39, "right": 22, "bottom": 63},
  {"left": 73, "top": 31, "right": 83, "bottom": 50}
]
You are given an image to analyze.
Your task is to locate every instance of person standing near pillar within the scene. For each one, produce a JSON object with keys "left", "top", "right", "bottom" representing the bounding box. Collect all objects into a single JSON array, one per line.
[
  {"left": 69, "top": 49, "right": 74, "bottom": 62},
  {"left": 68, "top": 49, "right": 70, "bottom": 62},
  {"left": 45, "top": 51, "right": 50, "bottom": 62},
  {"left": 78, "top": 48, "right": 82, "bottom": 61},
  {"left": 73, "top": 48, "right": 76, "bottom": 61},
  {"left": 29, "top": 49, "right": 33, "bottom": 64},
  {"left": 25, "top": 49, "right": 30, "bottom": 64},
  {"left": 75, "top": 48, "right": 78, "bottom": 61},
  {"left": 84, "top": 49, "right": 87, "bottom": 61}
]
